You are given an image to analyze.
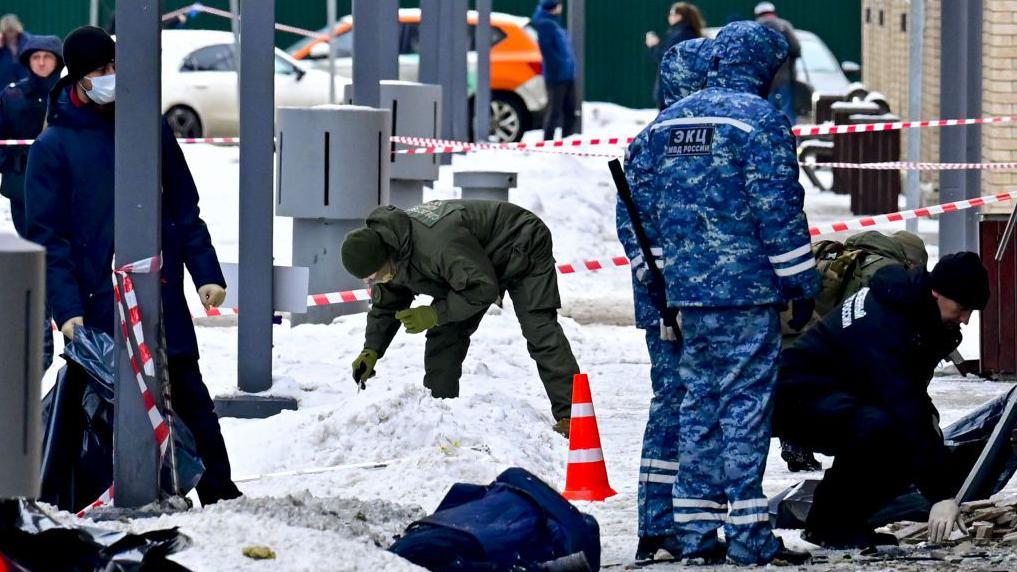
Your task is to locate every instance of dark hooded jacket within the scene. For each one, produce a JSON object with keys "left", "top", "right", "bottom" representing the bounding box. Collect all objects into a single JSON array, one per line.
[
  {"left": 778, "top": 265, "right": 961, "bottom": 502},
  {"left": 531, "top": 5, "right": 576, "bottom": 84},
  {"left": 364, "top": 200, "right": 556, "bottom": 355},
  {"left": 649, "top": 22, "right": 699, "bottom": 108},
  {"left": 0, "top": 30, "right": 32, "bottom": 88},
  {"left": 0, "top": 34, "right": 63, "bottom": 176},
  {"left": 24, "top": 83, "right": 225, "bottom": 358}
]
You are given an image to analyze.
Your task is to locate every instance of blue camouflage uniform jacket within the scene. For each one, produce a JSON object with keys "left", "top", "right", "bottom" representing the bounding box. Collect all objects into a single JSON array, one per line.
[
  {"left": 631, "top": 21, "right": 819, "bottom": 308},
  {"left": 618, "top": 38, "right": 714, "bottom": 329}
]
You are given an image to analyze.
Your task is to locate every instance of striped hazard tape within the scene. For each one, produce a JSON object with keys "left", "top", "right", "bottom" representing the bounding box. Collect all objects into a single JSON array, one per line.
[
  {"left": 810, "top": 161, "right": 1017, "bottom": 171},
  {"left": 78, "top": 255, "right": 171, "bottom": 517}
]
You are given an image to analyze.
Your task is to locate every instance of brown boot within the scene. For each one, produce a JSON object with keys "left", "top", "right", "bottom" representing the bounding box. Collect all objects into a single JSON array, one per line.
[{"left": 553, "top": 418, "right": 571, "bottom": 438}]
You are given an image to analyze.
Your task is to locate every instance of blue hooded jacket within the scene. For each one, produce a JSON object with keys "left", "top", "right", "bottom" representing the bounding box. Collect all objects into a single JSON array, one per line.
[
  {"left": 0, "top": 31, "right": 32, "bottom": 88},
  {"left": 618, "top": 38, "right": 713, "bottom": 329},
  {"left": 531, "top": 4, "right": 576, "bottom": 84},
  {"left": 632, "top": 21, "right": 819, "bottom": 308},
  {"left": 25, "top": 83, "right": 225, "bottom": 357},
  {"left": 0, "top": 35, "right": 63, "bottom": 176}
]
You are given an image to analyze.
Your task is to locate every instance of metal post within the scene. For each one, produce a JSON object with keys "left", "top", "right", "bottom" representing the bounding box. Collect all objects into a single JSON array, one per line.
[
  {"left": 229, "top": 0, "right": 241, "bottom": 105},
  {"left": 0, "top": 235, "right": 44, "bottom": 499},
  {"left": 114, "top": 0, "right": 162, "bottom": 508},
  {"left": 238, "top": 0, "right": 274, "bottom": 394},
  {"left": 904, "top": 0, "right": 924, "bottom": 234},
  {"left": 474, "top": 0, "right": 492, "bottom": 142},
  {"left": 567, "top": 0, "right": 585, "bottom": 133},
  {"left": 964, "top": 0, "right": 983, "bottom": 251},
  {"left": 939, "top": 0, "right": 968, "bottom": 255},
  {"left": 89, "top": 0, "right": 100, "bottom": 27},
  {"left": 328, "top": 0, "right": 337, "bottom": 104},
  {"left": 352, "top": 0, "right": 399, "bottom": 107},
  {"left": 420, "top": 0, "right": 469, "bottom": 146}
]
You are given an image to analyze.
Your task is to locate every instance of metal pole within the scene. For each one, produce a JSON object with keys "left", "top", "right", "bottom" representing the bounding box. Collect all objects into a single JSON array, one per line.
[
  {"left": 420, "top": 0, "right": 468, "bottom": 155},
  {"left": 450, "top": 0, "right": 469, "bottom": 142},
  {"left": 328, "top": 0, "right": 337, "bottom": 104},
  {"left": 353, "top": 0, "right": 381, "bottom": 107},
  {"left": 964, "top": 0, "right": 983, "bottom": 251},
  {"left": 229, "top": 0, "right": 241, "bottom": 104},
  {"left": 567, "top": 0, "right": 585, "bottom": 134},
  {"left": 89, "top": 0, "right": 100, "bottom": 27},
  {"left": 939, "top": 0, "right": 968, "bottom": 255},
  {"left": 474, "top": 0, "right": 492, "bottom": 142},
  {"left": 238, "top": 0, "right": 274, "bottom": 393},
  {"left": 904, "top": 0, "right": 924, "bottom": 234},
  {"left": 114, "top": 0, "right": 162, "bottom": 508},
  {"left": 378, "top": 0, "right": 400, "bottom": 81},
  {"left": 419, "top": 0, "right": 440, "bottom": 87}
]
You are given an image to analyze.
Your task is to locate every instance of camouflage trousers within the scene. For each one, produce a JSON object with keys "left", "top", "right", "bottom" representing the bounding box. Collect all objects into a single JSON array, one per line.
[
  {"left": 672, "top": 306, "right": 781, "bottom": 565},
  {"left": 638, "top": 329, "right": 685, "bottom": 537}
]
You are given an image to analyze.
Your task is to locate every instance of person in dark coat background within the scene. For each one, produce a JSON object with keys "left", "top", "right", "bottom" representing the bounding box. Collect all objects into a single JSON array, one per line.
[
  {"left": 0, "top": 34, "right": 63, "bottom": 373},
  {"left": 754, "top": 2, "right": 801, "bottom": 123},
  {"left": 0, "top": 14, "right": 31, "bottom": 88},
  {"left": 25, "top": 26, "right": 241, "bottom": 506},
  {"left": 645, "top": 2, "right": 704, "bottom": 110},
  {"left": 532, "top": 0, "right": 577, "bottom": 141},
  {"left": 774, "top": 253, "right": 990, "bottom": 549}
]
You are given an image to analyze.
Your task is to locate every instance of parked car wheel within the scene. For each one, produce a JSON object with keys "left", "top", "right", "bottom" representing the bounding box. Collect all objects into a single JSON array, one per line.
[
  {"left": 490, "top": 93, "right": 528, "bottom": 143},
  {"left": 165, "top": 105, "right": 203, "bottom": 138}
]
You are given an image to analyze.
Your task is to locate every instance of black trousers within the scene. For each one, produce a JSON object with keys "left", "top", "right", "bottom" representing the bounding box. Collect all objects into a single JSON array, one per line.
[
  {"left": 168, "top": 356, "right": 241, "bottom": 505},
  {"left": 773, "top": 386, "right": 912, "bottom": 537},
  {"left": 543, "top": 81, "right": 576, "bottom": 141}
]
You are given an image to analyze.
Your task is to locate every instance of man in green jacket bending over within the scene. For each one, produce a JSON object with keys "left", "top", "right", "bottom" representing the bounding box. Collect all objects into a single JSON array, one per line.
[{"left": 341, "top": 200, "right": 580, "bottom": 436}]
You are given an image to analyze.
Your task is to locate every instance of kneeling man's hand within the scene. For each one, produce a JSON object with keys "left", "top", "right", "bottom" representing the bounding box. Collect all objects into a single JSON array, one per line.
[
  {"left": 395, "top": 306, "right": 438, "bottom": 334},
  {"left": 928, "top": 499, "right": 967, "bottom": 543}
]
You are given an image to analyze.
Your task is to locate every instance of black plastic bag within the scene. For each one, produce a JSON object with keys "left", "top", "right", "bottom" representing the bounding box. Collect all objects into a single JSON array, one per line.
[
  {"left": 0, "top": 498, "right": 191, "bottom": 571},
  {"left": 769, "top": 387, "right": 1017, "bottom": 529},
  {"left": 39, "top": 327, "right": 205, "bottom": 512}
]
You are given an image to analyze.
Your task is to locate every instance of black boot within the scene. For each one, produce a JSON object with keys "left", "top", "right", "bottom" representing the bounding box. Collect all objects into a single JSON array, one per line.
[
  {"left": 771, "top": 539, "right": 811, "bottom": 565},
  {"left": 781, "top": 441, "right": 822, "bottom": 472},
  {"left": 803, "top": 528, "right": 899, "bottom": 550},
  {"left": 634, "top": 535, "right": 682, "bottom": 561}
]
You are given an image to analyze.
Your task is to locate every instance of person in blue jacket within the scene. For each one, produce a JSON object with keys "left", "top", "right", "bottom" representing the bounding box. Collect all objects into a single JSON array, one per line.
[
  {"left": 0, "top": 14, "right": 31, "bottom": 88},
  {"left": 619, "top": 37, "right": 712, "bottom": 562},
  {"left": 0, "top": 34, "right": 63, "bottom": 372},
  {"left": 629, "top": 21, "right": 819, "bottom": 565},
  {"left": 25, "top": 26, "right": 241, "bottom": 506},
  {"left": 532, "top": 0, "right": 577, "bottom": 141}
]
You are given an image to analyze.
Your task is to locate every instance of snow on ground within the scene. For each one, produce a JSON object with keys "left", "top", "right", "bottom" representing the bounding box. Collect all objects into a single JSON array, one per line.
[{"left": 0, "top": 102, "right": 1011, "bottom": 570}]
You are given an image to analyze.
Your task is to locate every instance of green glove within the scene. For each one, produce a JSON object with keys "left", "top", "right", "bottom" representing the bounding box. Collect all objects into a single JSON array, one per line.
[
  {"left": 352, "top": 348, "right": 379, "bottom": 387},
  {"left": 395, "top": 306, "right": 439, "bottom": 334}
]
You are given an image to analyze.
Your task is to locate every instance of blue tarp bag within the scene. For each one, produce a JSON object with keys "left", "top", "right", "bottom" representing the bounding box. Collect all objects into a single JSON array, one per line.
[{"left": 390, "top": 468, "right": 600, "bottom": 571}]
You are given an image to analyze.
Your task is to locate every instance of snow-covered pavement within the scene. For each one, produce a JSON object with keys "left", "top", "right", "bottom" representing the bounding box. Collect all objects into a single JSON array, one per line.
[{"left": 0, "top": 103, "right": 1010, "bottom": 570}]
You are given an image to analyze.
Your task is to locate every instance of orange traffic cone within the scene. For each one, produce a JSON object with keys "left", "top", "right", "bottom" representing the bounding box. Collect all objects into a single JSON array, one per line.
[{"left": 562, "top": 373, "right": 617, "bottom": 501}]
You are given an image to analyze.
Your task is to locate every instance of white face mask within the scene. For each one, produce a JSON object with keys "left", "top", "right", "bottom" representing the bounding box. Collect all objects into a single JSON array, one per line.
[{"left": 83, "top": 73, "right": 115, "bottom": 104}]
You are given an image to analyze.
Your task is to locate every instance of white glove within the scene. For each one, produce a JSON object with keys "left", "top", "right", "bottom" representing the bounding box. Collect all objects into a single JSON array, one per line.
[
  {"left": 198, "top": 284, "right": 227, "bottom": 309},
  {"left": 928, "top": 499, "right": 968, "bottom": 543},
  {"left": 60, "top": 316, "right": 84, "bottom": 340}
]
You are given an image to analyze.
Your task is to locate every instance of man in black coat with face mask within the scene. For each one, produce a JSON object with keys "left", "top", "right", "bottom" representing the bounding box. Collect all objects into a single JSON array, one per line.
[{"left": 774, "top": 252, "right": 991, "bottom": 549}]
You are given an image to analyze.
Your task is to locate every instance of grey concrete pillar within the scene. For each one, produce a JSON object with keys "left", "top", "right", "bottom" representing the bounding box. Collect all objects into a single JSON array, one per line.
[
  {"left": 454, "top": 171, "right": 517, "bottom": 202},
  {"left": 420, "top": 0, "right": 469, "bottom": 147},
  {"left": 567, "top": 0, "right": 585, "bottom": 133},
  {"left": 278, "top": 106, "right": 391, "bottom": 325},
  {"left": 474, "top": 0, "right": 492, "bottom": 142},
  {"left": 904, "top": 0, "right": 924, "bottom": 234},
  {"left": 0, "top": 234, "right": 44, "bottom": 499},
  {"left": 114, "top": 0, "right": 163, "bottom": 508},
  {"left": 383, "top": 80, "right": 442, "bottom": 209},
  {"left": 939, "top": 0, "right": 970, "bottom": 255},
  {"left": 352, "top": 0, "right": 399, "bottom": 107},
  {"left": 964, "top": 0, "right": 983, "bottom": 252}
]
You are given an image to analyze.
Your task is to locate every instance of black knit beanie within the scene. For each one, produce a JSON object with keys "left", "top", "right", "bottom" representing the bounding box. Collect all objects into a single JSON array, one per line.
[
  {"left": 930, "top": 252, "right": 990, "bottom": 310},
  {"left": 341, "top": 227, "right": 390, "bottom": 279},
  {"left": 63, "top": 26, "right": 115, "bottom": 80}
]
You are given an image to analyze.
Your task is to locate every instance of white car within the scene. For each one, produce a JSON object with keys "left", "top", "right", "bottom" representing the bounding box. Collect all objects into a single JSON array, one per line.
[{"left": 160, "top": 30, "right": 350, "bottom": 138}]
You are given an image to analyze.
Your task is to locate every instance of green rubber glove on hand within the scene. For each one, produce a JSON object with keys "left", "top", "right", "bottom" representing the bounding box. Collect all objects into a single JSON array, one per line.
[
  {"left": 395, "top": 306, "right": 439, "bottom": 334},
  {"left": 351, "top": 349, "right": 379, "bottom": 387}
]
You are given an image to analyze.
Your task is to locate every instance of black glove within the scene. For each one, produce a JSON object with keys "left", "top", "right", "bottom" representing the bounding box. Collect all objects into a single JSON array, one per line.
[{"left": 787, "top": 298, "right": 816, "bottom": 331}]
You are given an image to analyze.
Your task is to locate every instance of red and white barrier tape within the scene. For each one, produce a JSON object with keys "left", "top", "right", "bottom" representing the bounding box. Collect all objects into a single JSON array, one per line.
[
  {"left": 78, "top": 255, "right": 170, "bottom": 517},
  {"left": 165, "top": 3, "right": 330, "bottom": 41},
  {"left": 809, "top": 190, "right": 1017, "bottom": 236},
  {"left": 0, "top": 137, "right": 238, "bottom": 146},
  {"left": 793, "top": 115, "right": 1015, "bottom": 137},
  {"left": 810, "top": 161, "right": 1017, "bottom": 171}
]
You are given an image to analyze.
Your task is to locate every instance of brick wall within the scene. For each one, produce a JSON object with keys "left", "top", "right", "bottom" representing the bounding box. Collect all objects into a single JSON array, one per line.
[{"left": 861, "top": 0, "right": 1017, "bottom": 212}]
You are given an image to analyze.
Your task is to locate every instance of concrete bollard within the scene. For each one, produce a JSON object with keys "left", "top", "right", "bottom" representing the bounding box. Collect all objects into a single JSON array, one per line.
[
  {"left": 453, "top": 171, "right": 518, "bottom": 202},
  {"left": 0, "top": 233, "right": 44, "bottom": 499},
  {"left": 277, "top": 105, "right": 391, "bottom": 324}
]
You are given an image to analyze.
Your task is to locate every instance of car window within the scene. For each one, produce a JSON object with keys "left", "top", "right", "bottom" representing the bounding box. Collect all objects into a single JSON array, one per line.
[
  {"left": 799, "top": 37, "right": 840, "bottom": 74},
  {"left": 275, "top": 54, "right": 297, "bottom": 75},
  {"left": 468, "top": 24, "right": 508, "bottom": 51},
  {"left": 332, "top": 29, "right": 354, "bottom": 58},
  {"left": 399, "top": 23, "right": 420, "bottom": 54},
  {"left": 181, "top": 44, "right": 235, "bottom": 72}
]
